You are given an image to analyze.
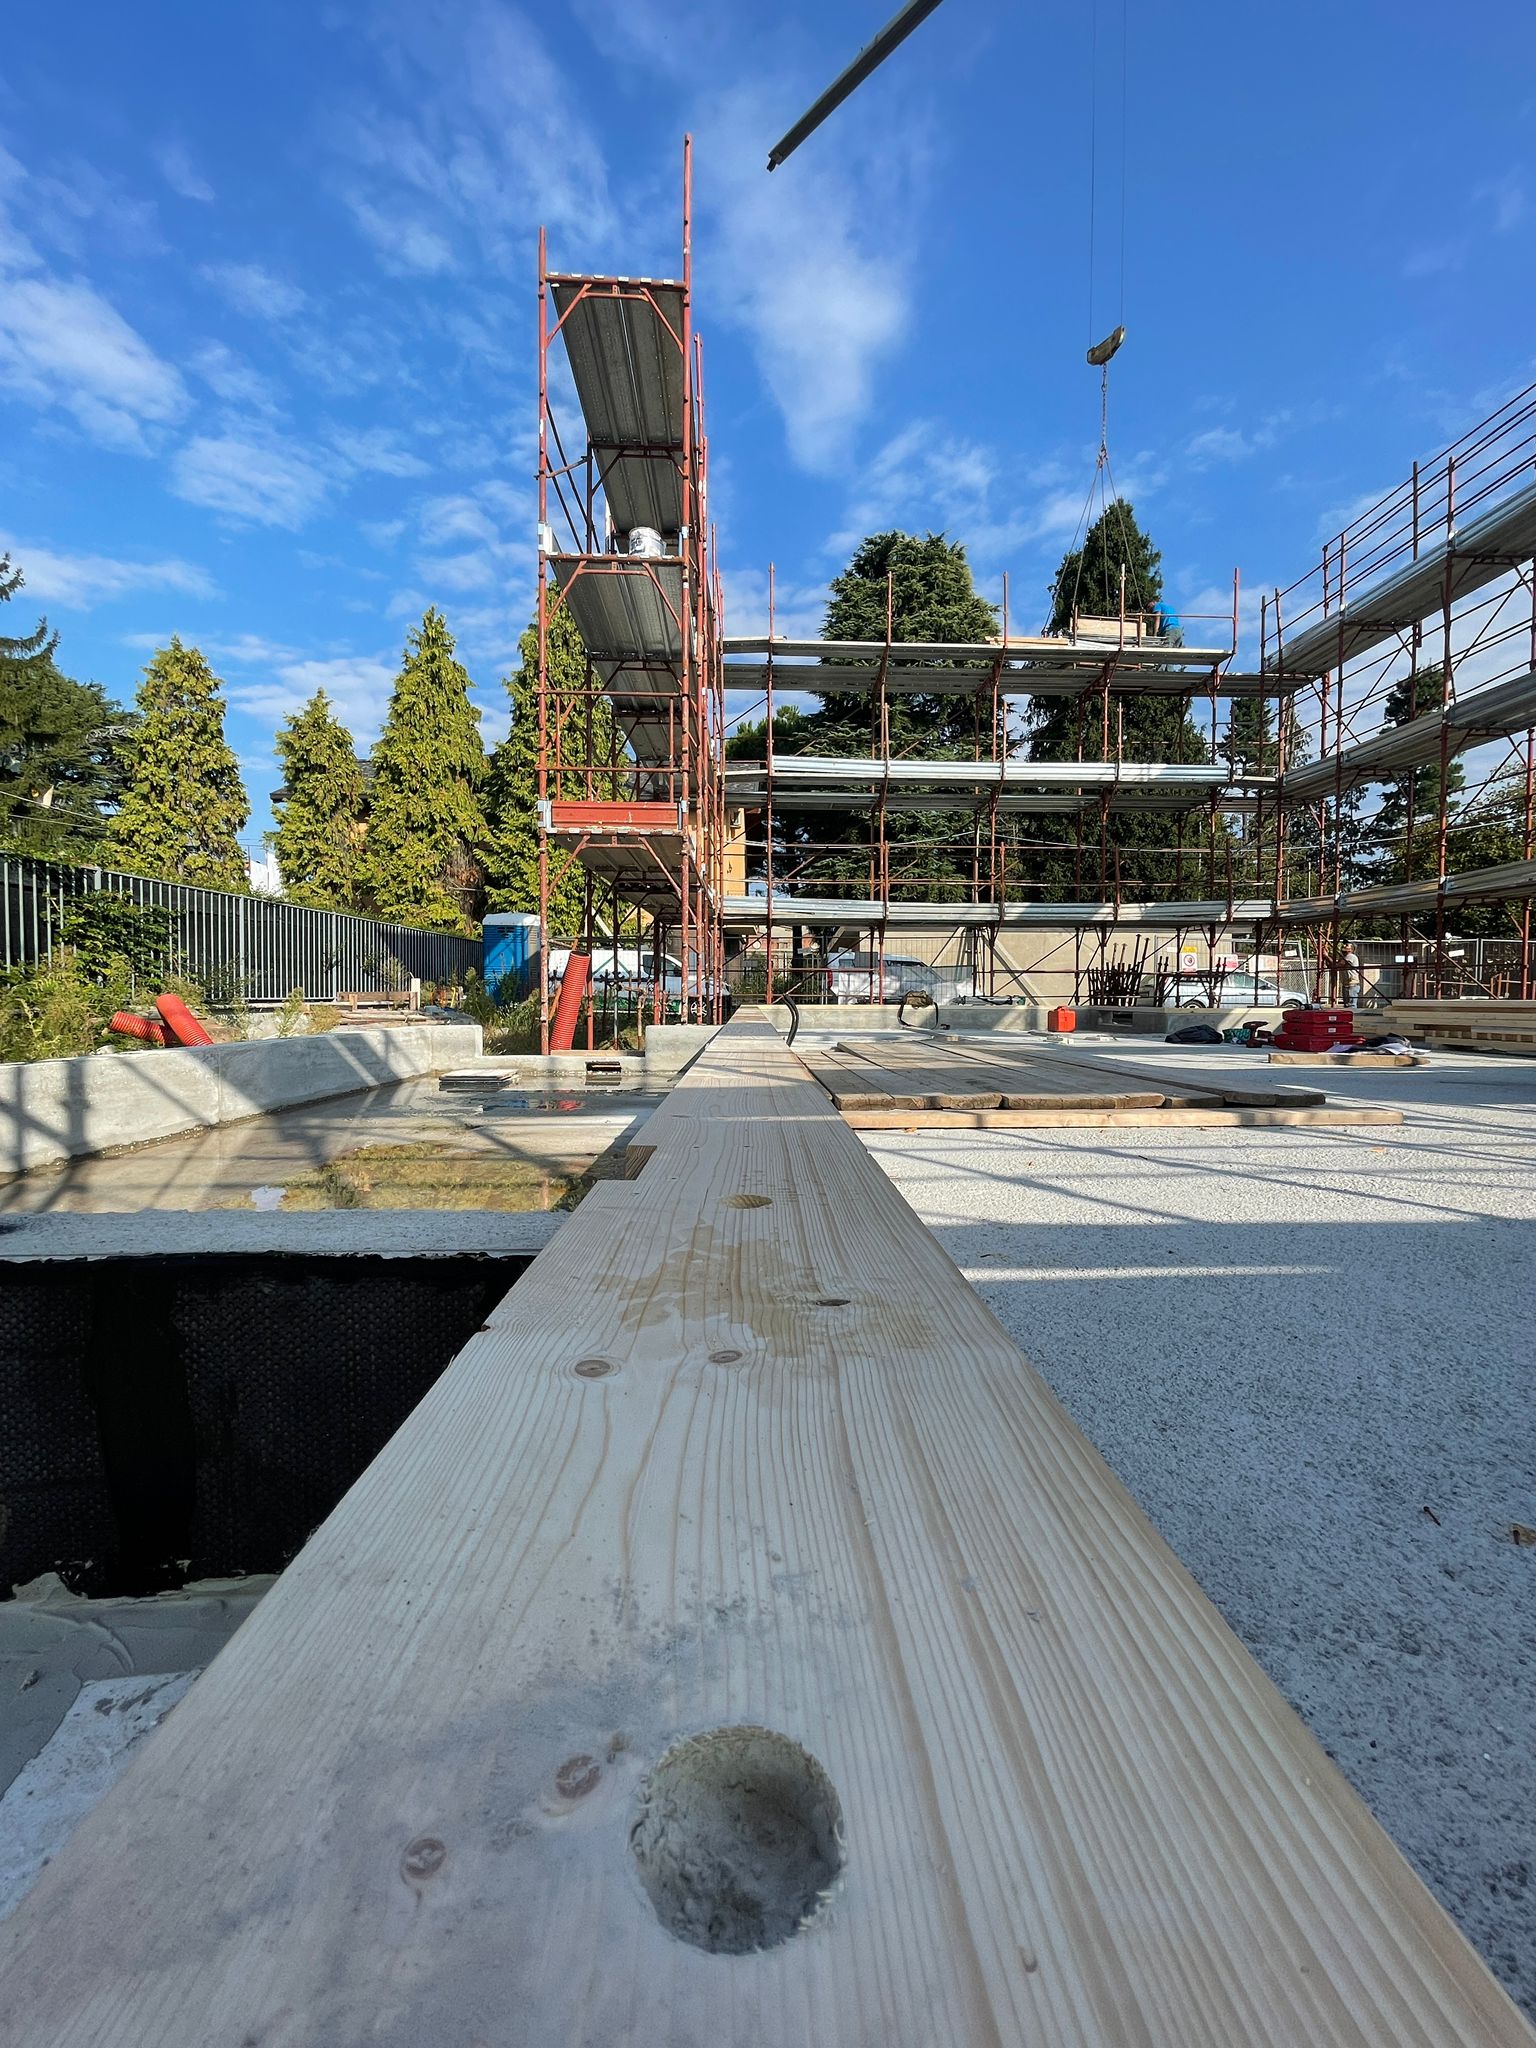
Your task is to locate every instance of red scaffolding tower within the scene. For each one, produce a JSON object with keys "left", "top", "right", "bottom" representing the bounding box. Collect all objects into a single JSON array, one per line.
[{"left": 535, "top": 138, "right": 724, "bottom": 1049}]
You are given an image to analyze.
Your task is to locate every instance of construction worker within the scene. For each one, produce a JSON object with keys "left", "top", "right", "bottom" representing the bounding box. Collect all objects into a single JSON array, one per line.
[{"left": 1340, "top": 942, "right": 1365, "bottom": 1008}]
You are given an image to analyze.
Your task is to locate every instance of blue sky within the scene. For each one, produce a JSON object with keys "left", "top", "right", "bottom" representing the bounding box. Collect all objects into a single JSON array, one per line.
[{"left": 3, "top": 1, "right": 1534, "bottom": 853}]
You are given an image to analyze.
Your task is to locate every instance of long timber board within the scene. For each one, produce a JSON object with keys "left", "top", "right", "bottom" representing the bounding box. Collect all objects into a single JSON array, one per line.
[{"left": 0, "top": 1020, "right": 1521, "bottom": 2045}]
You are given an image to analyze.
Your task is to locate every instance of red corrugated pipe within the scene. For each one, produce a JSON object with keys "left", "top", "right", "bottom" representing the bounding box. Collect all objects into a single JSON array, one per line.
[
  {"left": 153, "top": 992, "right": 214, "bottom": 1047},
  {"left": 108, "top": 1011, "right": 166, "bottom": 1046},
  {"left": 549, "top": 953, "right": 589, "bottom": 1053}
]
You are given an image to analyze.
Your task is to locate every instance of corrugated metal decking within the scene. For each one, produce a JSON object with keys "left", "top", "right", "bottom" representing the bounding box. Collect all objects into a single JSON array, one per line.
[
  {"left": 1266, "top": 476, "right": 1536, "bottom": 678},
  {"left": 1279, "top": 666, "right": 1536, "bottom": 803},
  {"left": 550, "top": 276, "right": 686, "bottom": 533},
  {"left": 722, "top": 895, "right": 1274, "bottom": 930},
  {"left": 550, "top": 556, "right": 686, "bottom": 662}
]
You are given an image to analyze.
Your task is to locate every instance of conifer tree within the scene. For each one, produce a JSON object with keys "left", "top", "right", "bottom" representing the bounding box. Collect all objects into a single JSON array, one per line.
[
  {"left": 363, "top": 608, "right": 486, "bottom": 933},
  {"left": 1, "top": 559, "right": 136, "bottom": 855},
  {"left": 482, "top": 599, "right": 623, "bottom": 933},
  {"left": 1024, "top": 504, "right": 1215, "bottom": 894},
  {"left": 1372, "top": 664, "right": 1464, "bottom": 867},
  {"left": 272, "top": 689, "right": 366, "bottom": 909},
  {"left": 728, "top": 533, "right": 999, "bottom": 895},
  {"left": 108, "top": 638, "right": 248, "bottom": 888},
  {"left": 1032, "top": 501, "right": 1207, "bottom": 764}
]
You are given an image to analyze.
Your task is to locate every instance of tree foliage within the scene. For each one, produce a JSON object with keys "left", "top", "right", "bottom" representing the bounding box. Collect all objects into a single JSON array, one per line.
[
  {"left": 363, "top": 609, "right": 486, "bottom": 933},
  {"left": 0, "top": 555, "right": 134, "bottom": 855},
  {"left": 1031, "top": 502, "right": 1206, "bottom": 765},
  {"left": 1371, "top": 664, "right": 1464, "bottom": 857},
  {"left": 730, "top": 533, "right": 999, "bottom": 897},
  {"left": 107, "top": 638, "right": 249, "bottom": 889},
  {"left": 481, "top": 600, "right": 625, "bottom": 935},
  {"left": 273, "top": 689, "right": 367, "bottom": 910},
  {"left": 1024, "top": 504, "right": 1217, "bottom": 894}
]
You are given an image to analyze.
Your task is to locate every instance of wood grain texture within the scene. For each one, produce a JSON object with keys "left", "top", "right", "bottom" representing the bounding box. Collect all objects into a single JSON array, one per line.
[
  {"left": 841, "top": 1106, "right": 1407, "bottom": 1130},
  {"left": 0, "top": 1020, "right": 1519, "bottom": 2045},
  {"left": 882, "top": 1037, "right": 1331, "bottom": 1111}
]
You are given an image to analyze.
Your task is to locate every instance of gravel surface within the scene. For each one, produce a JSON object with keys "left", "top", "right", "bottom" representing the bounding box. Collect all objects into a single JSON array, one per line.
[{"left": 861, "top": 1043, "right": 1536, "bottom": 2018}]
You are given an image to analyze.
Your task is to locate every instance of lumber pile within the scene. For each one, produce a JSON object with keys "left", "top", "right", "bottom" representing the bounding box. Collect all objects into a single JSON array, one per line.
[
  {"left": 810, "top": 1034, "right": 1403, "bottom": 1128},
  {"left": 0, "top": 1022, "right": 1512, "bottom": 2042}
]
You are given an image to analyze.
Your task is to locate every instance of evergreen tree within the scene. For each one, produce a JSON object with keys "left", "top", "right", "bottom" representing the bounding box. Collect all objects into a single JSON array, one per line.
[
  {"left": 272, "top": 689, "right": 366, "bottom": 909},
  {"left": 364, "top": 608, "right": 487, "bottom": 933},
  {"left": 1031, "top": 502, "right": 1206, "bottom": 764},
  {"left": 108, "top": 638, "right": 248, "bottom": 888},
  {"left": 731, "top": 533, "right": 999, "bottom": 896},
  {"left": 1025, "top": 504, "right": 1215, "bottom": 894},
  {"left": 482, "top": 601, "right": 624, "bottom": 933},
  {"left": 1, "top": 555, "right": 136, "bottom": 854},
  {"left": 1371, "top": 664, "right": 1464, "bottom": 873}
]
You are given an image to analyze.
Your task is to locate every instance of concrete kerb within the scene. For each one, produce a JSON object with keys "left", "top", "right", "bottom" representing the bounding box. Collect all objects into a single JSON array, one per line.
[{"left": 0, "top": 1023, "right": 483, "bottom": 1178}]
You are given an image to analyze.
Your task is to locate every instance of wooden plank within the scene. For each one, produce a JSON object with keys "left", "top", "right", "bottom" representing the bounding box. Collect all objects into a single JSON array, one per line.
[
  {"left": 0, "top": 1017, "right": 1516, "bottom": 2045},
  {"left": 935, "top": 1038, "right": 1332, "bottom": 1111},
  {"left": 832, "top": 1036, "right": 1199, "bottom": 1111},
  {"left": 843, "top": 1106, "right": 1407, "bottom": 1130},
  {"left": 1268, "top": 1050, "right": 1422, "bottom": 1068}
]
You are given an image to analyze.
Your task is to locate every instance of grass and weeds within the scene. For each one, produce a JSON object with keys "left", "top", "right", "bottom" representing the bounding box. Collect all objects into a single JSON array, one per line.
[{"left": 271, "top": 1138, "right": 592, "bottom": 1212}]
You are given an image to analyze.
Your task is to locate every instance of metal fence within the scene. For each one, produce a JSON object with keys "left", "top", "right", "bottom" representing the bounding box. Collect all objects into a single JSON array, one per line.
[{"left": 0, "top": 855, "right": 483, "bottom": 1003}]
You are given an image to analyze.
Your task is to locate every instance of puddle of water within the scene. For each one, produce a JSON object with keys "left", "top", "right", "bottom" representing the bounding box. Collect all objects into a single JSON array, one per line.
[{"left": 249, "top": 1186, "right": 285, "bottom": 1211}]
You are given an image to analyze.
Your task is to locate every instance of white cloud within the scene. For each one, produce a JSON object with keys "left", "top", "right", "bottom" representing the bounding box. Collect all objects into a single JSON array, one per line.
[
  {"left": 344, "top": 196, "right": 456, "bottom": 275},
  {"left": 418, "top": 492, "right": 500, "bottom": 546},
  {"left": 1476, "top": 172, "right": 1526, "bottom": 235},
  {"left": 0, "top": 534, "right": 216, "bottom": 609},
  {"left": 363, "top": 517, "right": 407, "bottom": 546},
  {"left": 0, "top": 276, "right": 188, "bottom": 450},
  {"left": 189, "top": 340, "right": 283, "bottom": 412},
  {"left": 201, "top": 261, "right": 307, "bottom": 322},
  {"left": 701, "top": 91, "right": 909, "bottom": 473},
  {"left": 331, "top": 426, "right": 431, "bottom": 477},
  {"left": 336, "top": 2, "right": 616, "bottom": 277},
  {"left": 226, "top": 654, "right": 401, "bottom": 746},
  {"left": 1402, "top": 241, "right": 1463, "bottom": 280},
  {"left": 156, "top": 141, "right": 215, "bottom": 204},
  {"left": 171, "top": 428, "right": 329, "bottom": 527},
  {"left": 719, "top": 562, "right": 828, "bottom": 643}
]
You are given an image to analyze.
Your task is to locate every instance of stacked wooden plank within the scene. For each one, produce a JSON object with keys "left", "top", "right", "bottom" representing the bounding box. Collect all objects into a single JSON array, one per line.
[
  {"left": 0, "top": 1022, "right": 1512, "bottom": 2043},
  {"left": 811, "top": 1034, "right": 1403, "bottom": 1129}
]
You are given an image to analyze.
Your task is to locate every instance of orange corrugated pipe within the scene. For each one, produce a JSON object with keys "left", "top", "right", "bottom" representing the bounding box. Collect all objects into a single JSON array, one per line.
[
  {"left": 549, "top": 953, "right": 589, "bottom": 1052},
  {"left": 153, "top": 992, "right": 214, "bottom": 1047},
  {"left": 108, "top": 1011, "right": 166, "bottom": 1046}
]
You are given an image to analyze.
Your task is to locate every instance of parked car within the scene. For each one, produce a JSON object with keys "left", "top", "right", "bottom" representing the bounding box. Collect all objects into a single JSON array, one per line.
[
  {"left": 1167, "top": 973, "right": 1304, "bottom": 1010},
  {"left": 826, "top": 952, "right": 974, "bottom": 1004},
  {"left": 548, "top": 946, "right": 692, "bottom": 998}
]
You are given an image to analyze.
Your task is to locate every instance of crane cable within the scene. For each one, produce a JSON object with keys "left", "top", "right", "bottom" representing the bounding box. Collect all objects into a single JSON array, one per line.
[{"left": 1063, "top": 0, "right": 1145, "bottom": 631}]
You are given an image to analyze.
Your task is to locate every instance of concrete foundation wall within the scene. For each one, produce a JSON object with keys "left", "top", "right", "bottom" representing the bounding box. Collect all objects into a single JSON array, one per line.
[{"left": 0, "top": 1023, "right": 483, "bottom": 1178}]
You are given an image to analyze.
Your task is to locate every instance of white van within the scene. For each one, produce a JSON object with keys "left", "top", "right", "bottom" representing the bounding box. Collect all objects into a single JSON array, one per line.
[
  {"left": 826, "top": 952, "right": 975, "bottom": 1005},
  {"left": 549, "top": 946, "right": 688, "bottom": 995}
]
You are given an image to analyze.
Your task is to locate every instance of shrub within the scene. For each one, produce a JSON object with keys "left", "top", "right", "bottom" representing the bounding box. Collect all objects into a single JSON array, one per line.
[
  {"left": 57, "top": 895, "right": 174, "bottom": 990},
  {"left": 275, "top": 985, "right": 308, "bottom": 1036},
  {"left": 0, "top": 950, "right": 111, "bottom": 1063}
]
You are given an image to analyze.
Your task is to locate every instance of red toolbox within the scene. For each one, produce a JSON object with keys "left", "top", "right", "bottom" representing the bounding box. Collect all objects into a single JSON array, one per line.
[{"left": 1273, "top": 1007, "right": 1353, "bottom": 1049}]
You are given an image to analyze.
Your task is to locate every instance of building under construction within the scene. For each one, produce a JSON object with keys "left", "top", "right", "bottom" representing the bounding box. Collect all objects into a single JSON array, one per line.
[{"left": 535, "top": 147, "right": 1536, "bottom": 1042}]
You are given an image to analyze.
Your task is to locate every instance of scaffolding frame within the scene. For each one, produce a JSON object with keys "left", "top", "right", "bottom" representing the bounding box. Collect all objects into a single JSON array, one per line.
[
  {"left": 1262, "top": 383, "right": 1536, "bottom": 1000},
  {"left": 535, "top": 137, "right": 724, "bottom": 1050},
  {"left": 535, "top": 154, "right": 1534, "bottom": 1016}
]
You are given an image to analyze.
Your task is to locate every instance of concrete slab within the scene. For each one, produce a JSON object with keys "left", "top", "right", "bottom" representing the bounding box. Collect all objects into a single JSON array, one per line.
[
  {"left": 0, "top": 1209, "right": 566, "bottom": 1261},
  {"left": 0, "top": 1574, "right": 272, "bottom": 1922}
]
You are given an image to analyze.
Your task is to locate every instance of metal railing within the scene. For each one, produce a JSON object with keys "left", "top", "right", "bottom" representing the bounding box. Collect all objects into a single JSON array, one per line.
[{"left": 0, "top": 856, "right": 483, "bottom": 1002}]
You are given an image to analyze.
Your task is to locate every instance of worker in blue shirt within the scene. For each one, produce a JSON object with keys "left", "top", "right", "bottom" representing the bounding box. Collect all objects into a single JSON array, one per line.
[{"left": 1154, "top": 602, "right": 1183, "bottom": 644}]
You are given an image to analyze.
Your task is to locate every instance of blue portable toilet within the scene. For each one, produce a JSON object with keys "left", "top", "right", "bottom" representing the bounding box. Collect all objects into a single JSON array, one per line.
[{"left": 483, "top": 912, "right": 541, "bottom": 1000}]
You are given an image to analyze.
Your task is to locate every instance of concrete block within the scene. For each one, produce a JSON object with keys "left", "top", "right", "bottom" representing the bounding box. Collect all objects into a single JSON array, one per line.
[{"left": 0, "top": 1023, "right": 483, "bottom": 1178}]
